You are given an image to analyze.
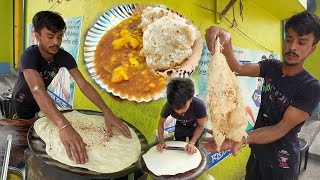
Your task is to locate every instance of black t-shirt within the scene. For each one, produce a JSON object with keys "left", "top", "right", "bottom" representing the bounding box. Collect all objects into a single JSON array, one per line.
[
  {"left": 13, "top": 45, "right": 77, "bottom": 117},
  {"left": 161, "top": 97, "right": 207, "bottom": 137},
  {"left": 250, "top": 59, "right": 320, "bottom": 172}
]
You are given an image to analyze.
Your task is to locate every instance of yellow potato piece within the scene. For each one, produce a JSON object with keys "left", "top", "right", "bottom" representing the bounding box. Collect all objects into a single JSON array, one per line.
[
  {"left": 129, "top": 57, "right": 140, "bottom": 68},
  {"left": 120, "top": 70, "right": 129, "bottom": 80},
  {"left": 111, "top": 73, "right": 124, "bottom": 83},
  {"left": 112, "top": 38, "right": 125, "bottom": 50},
  {"left": 130, "top": 38, "right": 140, "bottom": 48},
  {"left": 111, "top": 66, "right": 129, "bottom": 83},
  {"left": 120, "top": 29, "right": 130, "bottom": 37}
]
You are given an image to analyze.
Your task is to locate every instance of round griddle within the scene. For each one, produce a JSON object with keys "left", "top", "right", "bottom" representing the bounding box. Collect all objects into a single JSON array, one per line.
[
  {"left": 27, "top": 110, "right": 149, "bottom": 179},
  {"left": 145, "top": 148, "right": 207, "bottom": 180}
]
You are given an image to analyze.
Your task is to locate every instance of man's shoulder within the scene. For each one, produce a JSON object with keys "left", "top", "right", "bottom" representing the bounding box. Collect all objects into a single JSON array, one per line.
[
  {"left": 303, "top": 71, "right": 320, "bottom": 88},
  {"left": 56, "top": 48, "right": 74, "bottom": 59},
  {"left": 192, "top": 97, "right": 205, "bottom": 105},
  {"left": 23, "top": 45, "right": 40, "bottom": 56},
  {"left": 54, "top": 48, "right": 77, "bottom": 69},
  {"left": 160, "top": 102, "right": 173, "bottom": 117},
  {"left": 192, "top": 97, "right": 207, "bottom": 111},
  {"left": 20, "top": 45, "right": 41, "bottom": 64}
]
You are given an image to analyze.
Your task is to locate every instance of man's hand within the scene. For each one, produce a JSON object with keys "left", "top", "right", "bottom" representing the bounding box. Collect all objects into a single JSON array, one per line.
[
  {"left": 202, "top": 128, "right": 245, "bottom": 155},
  {"left": 231, "top": 136, "right": 247, "bottom": 156},
  {"left": 205, "top": 26, "right": 231, "bottom": 55},
  {"left": 104, "top": 112, "right": 131, "bottom": 139},
  {"left": 59, "top": 126, "right": 88, "bottom": 164},
  {"left": 157, "top": 142, "right": 166, "bottom": 151},
  {"left": 185, "top": 143, "right": 197, "bottom": 154},
  {"left": 200, "top": 137, "right": 235, "bottom": 153}
]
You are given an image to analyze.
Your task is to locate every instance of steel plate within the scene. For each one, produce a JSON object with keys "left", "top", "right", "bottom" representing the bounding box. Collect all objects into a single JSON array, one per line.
[{"left": 84, "top": 4, "right": 202, "bottom": 103}]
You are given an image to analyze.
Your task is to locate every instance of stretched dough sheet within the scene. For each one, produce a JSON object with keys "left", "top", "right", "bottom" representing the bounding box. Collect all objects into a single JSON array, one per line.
[
  {"left": 206, "top": 38, "right": 248, "bottom": 151},
  {"left": 34, "top": 111, "right": 141, "bottom": 173},
  {"left": 142, "top": 141, "right": 201, "bottom": 176}
]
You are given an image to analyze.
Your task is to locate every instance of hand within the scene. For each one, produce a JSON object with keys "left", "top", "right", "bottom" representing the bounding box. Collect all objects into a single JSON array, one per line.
[
  {"left": 104, "top": 112, "right": 132, "bottom": 138},
  {"left": 205, "top": 26, "right": 231, "bottom": 55},
  {"left": 200, "top": 128, "right": 235, "bottom": 153},
  {"left": 185, "top": 143, "right": 197, "bottom": 154},
  {"left": 230, "top": 136, "right": 246, "bottom": 156},
  {"left": 157, "top": 142, "right": 166, "bottom": 151},
  {"left": 59, "top": 126, "right": 88, "bottom": 164},
  {"left": 200, "top": 137, "right": 235, "bottom": 154}
]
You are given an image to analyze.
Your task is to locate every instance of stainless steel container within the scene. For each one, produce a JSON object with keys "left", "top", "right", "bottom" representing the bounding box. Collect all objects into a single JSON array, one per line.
[{"left": 0, "top": 167, "right": 23, "bottom": 180}]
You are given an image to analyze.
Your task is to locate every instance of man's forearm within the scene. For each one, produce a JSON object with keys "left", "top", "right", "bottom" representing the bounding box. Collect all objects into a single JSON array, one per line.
[
  {"left": 247, "top": 124, "right": 288, "bottom": 145},
  {"left": 222, "top": 43, "right": 241, "bottom": 73},
  {"left": 32, "top": 88, "right": 69, "bottom": 128},
  {"left": 158, "top": 123, "right": 165, "bottom": 143}
]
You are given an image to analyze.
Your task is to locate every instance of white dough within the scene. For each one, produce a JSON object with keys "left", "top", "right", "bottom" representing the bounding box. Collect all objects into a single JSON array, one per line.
[
  {"left": 142, "top": 141, "right": 201, "bottom": 176},
  {"left": 34, "top": 111, "right": 141, "bottom": 173}
]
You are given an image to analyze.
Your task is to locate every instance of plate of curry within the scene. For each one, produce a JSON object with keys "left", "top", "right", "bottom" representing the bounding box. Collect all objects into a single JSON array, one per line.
[
  {"left": 84, "top": 4, "right": 202, "bottom": 102},
  {"left": 84, "top": 4, "right": 167, "bottom": 102}
]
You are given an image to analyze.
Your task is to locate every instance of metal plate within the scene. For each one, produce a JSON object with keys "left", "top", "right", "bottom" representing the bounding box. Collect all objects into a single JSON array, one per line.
[
  {"left": 83, "top": 4, "right": 158, "bottom": 103},
  {"left": 83, "top": 4, "right": 202, "bottom": 103},
  {"left": 27, "top": 110, "right": 149, "bottom": 179}
]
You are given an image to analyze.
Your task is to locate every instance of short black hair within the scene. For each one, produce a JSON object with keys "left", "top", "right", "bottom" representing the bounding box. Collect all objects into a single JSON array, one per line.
[
  {"left": 285, "top": 11, "right": 320, "bottom": 45},
  {"left": 261, "top": 55, "right": 267, "bottom": 61},
  {"left": 167, "top": 78, "right": 194, "bottom": 110},
  {"left": 32, "top": 11, "right": 66, "bottom": 34}
]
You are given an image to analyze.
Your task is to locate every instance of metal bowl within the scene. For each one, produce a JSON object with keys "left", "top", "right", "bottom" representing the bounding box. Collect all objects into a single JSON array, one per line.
[{"left": 0, "top": 166, "right": 24, "bottom": 180}]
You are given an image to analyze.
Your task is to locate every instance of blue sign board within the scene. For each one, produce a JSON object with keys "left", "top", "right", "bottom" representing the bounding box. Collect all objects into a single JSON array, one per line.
[{"left": 206, "top": 150, "right": 232, "bottom": 169}]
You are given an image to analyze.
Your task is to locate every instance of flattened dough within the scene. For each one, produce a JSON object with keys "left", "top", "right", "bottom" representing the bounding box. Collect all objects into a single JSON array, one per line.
[
  {"left": 142, "top": 141, "right": 201, "bottom": 176},
  {"left": 34, "top": 111, "right": 141, "bottom": 173}
]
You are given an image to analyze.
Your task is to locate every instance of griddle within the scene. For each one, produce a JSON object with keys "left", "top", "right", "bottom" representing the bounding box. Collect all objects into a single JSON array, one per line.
[{"left": 27, "top": 110, "right": 149, "bottom": 179}]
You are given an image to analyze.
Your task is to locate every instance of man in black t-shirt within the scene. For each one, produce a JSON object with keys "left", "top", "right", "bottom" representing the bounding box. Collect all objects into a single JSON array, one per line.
[
  {"left": 12, "top": 11, "right": 131, "bottom": 165},
  {"left": 202, "top": 11, "right": 320, "bottom": 179},
  {"left": 157, "top": 78, "right": 208, "bottom": 154}
]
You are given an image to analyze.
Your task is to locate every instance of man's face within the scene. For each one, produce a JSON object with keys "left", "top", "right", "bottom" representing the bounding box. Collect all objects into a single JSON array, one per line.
[
  {"left": 283, "top": 27, "right": 317, "bottom": 66},
  {"left": 173, "top": 98, "right": 192, "bottom": 116},
  {"left": 35, "top": 27, "right": 64, "bottom": 55}
]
